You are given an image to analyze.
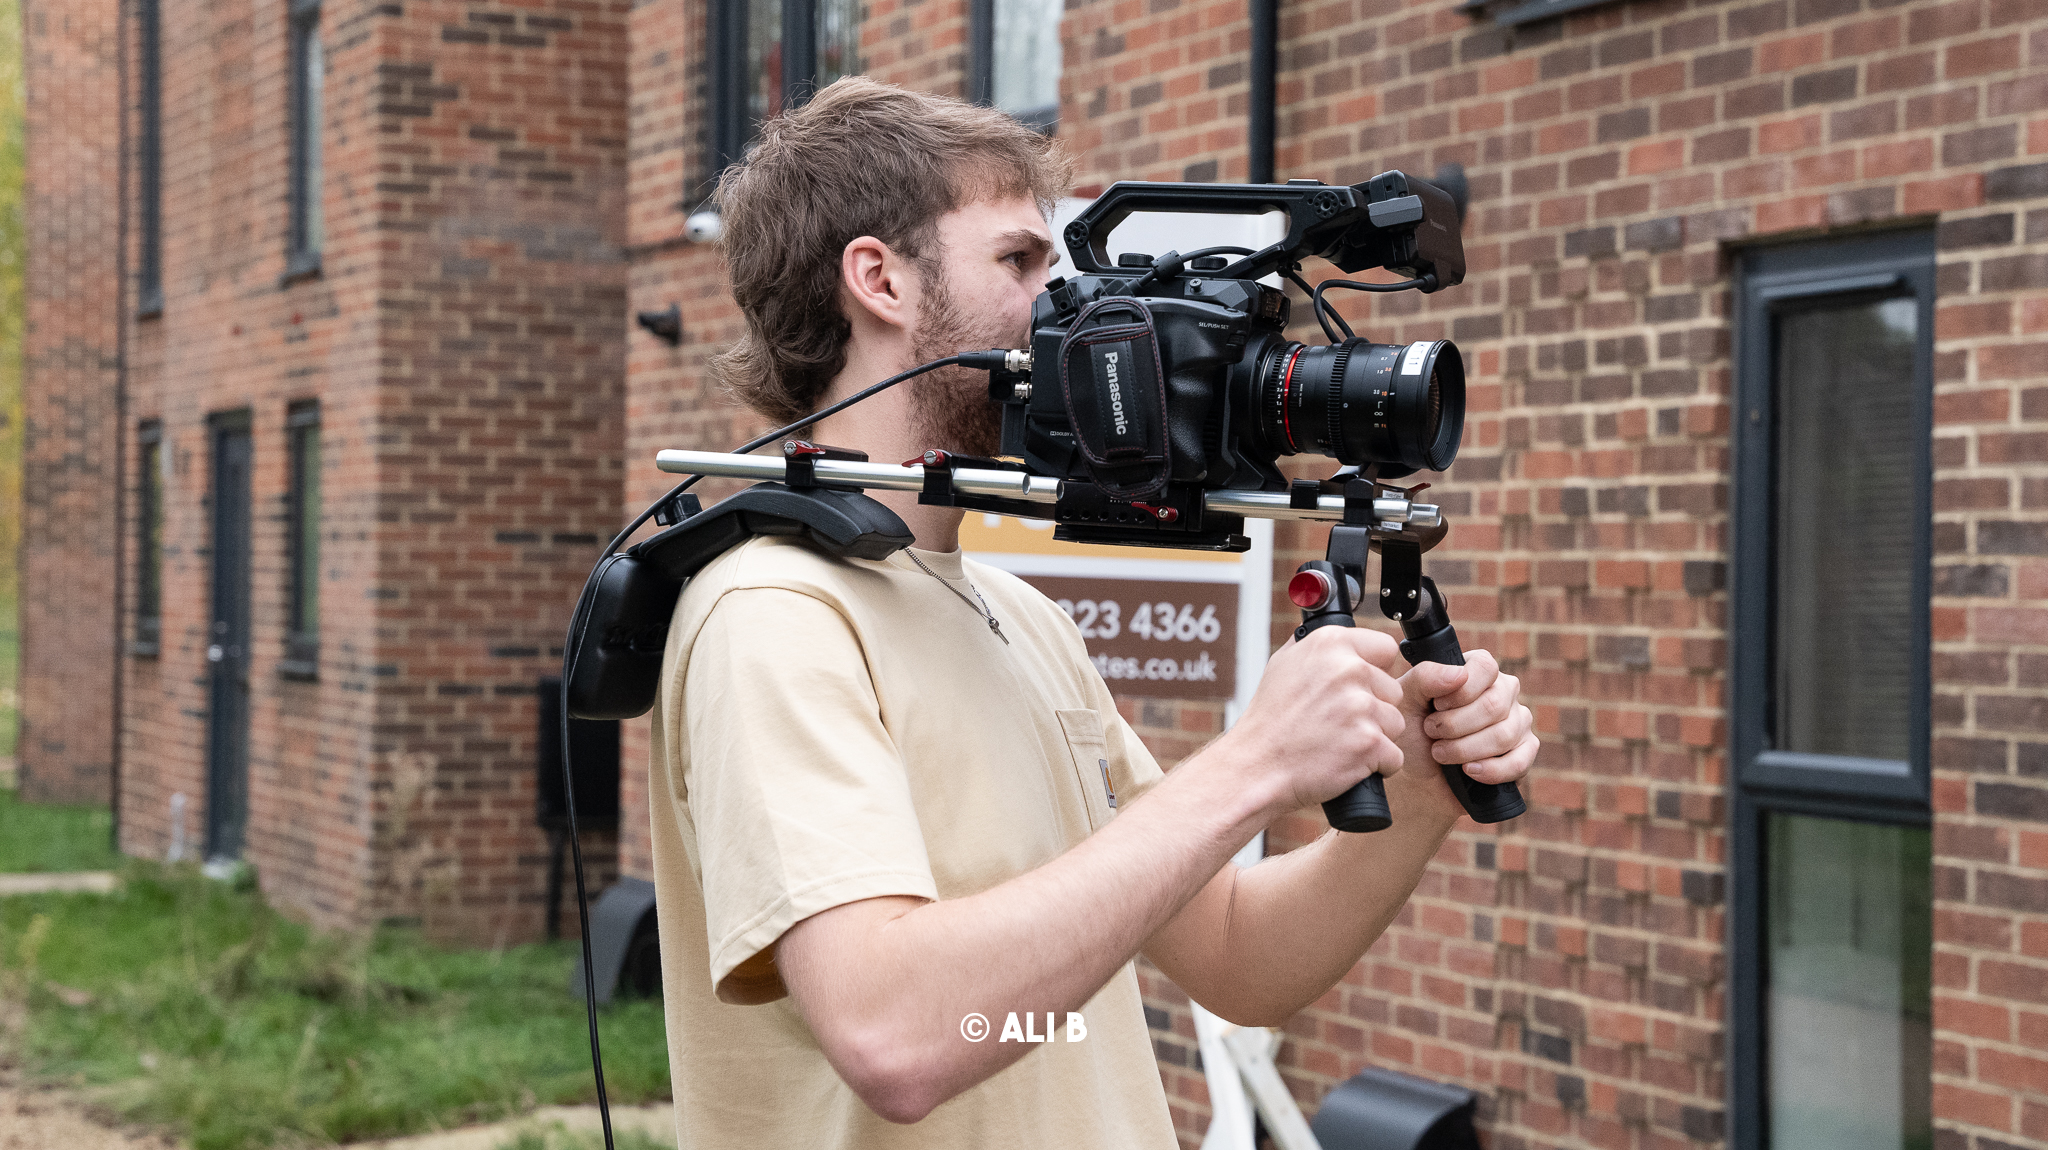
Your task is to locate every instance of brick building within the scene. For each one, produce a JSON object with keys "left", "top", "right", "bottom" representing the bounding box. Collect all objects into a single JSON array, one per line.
[
  {"left": 616, "top": 0, "right": 2047, "bottom": 1148},
  {"left": 23, "top": 0, "right": 2047, "bottom": 1142},
  {"left": 19, "top": 0, "right": 124, "bottom": 804},
  {"left": 21, "top": 0, "right": 634, "bottom": 941}
]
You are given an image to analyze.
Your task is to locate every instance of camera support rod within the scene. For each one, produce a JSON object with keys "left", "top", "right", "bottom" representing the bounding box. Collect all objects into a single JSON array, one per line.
[{"left": 652, "top": 448, "right": 1444, "bottom": 527}]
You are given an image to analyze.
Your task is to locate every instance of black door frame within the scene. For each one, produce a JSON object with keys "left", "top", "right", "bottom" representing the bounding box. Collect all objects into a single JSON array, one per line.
[
  {"left": 1726, "top": 228, "right": 1936, "bottom": 1149},
  {"left": 206, "top": 411, "right": 254, "bottom": 863}
]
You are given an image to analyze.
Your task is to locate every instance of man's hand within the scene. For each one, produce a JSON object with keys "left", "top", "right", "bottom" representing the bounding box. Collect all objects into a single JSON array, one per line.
[
  {"left": 1392, "top": 650, "right": 1537, "bottom": 803},
  {"left": 1222, "top": 625, "right": 1410, "bottom": 818}
]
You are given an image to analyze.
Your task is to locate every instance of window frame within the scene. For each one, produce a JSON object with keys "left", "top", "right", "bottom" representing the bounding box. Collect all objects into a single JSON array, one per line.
[
  {"left": 137, "top": 0, "right": 164, "bottom": 316},
  {"left": 1726, "top": 228, "right": 1937, "bottom": 1150},
  {"left": 134, "top": 421, "right": 164, "bottom": 657},
  {"left": 284, "top": 0, "right": 323, "bottom": 282},
  {"left": 966, "top": 0, "right": 1061, "bottom": 133},
  {"left": 281, "top": 401, "right": 321, "bottom": 679},
  {"left": 1455, "top": 0, "right": 1631, "bottom": 26},
  {"left": 703, "top": 0, "right": 861, "bottom": 195}
]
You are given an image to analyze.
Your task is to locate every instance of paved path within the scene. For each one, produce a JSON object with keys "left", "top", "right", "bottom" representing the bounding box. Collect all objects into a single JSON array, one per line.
[
  {"left": 0, "top": 871, "right": 119, "bottom": 895},
  {"left": 0, "top": 1078, "right": 670, "bottom": 1150},
  {"left": 347, "top": 1104, "right": 674, "bottom": 1149},
  {"left": 0, "top": 1077, "right": 182, "bottom": 1150}
]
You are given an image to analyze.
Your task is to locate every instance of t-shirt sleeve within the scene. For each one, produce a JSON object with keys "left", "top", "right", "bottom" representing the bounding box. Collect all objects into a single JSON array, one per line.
[{"left": 679, "top": 586, "right": 940, "bottom": 1005}]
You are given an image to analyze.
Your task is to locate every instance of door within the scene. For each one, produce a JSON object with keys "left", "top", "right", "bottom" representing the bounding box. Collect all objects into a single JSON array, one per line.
[{"left": 206, "top": 415, "right": 253, "bottom": 863}]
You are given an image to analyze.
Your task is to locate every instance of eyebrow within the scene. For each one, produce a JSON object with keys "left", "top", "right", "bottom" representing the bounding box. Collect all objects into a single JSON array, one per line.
[{"left": 993, "top": 228, "right": 1055, "bottom": 261}]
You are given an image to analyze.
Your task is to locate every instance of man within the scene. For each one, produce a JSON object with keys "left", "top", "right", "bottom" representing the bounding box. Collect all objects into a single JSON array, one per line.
[{"left": 648, "top": 77, "right": 1538, "bottom": 1148}]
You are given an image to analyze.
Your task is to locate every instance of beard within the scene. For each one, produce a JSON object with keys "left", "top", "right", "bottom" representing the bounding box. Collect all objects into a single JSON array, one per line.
[{"left": 908, "top": 263, "right": 1018, "bottom": 459}]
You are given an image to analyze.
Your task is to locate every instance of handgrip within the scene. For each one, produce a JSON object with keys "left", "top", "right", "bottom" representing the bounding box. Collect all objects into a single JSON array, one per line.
[
  {"left": 1293, "top": 568, "right": 1394, "bottom": 834},
  {"left": 1397, "top": 619, "right": 1528, "bottom": 824}
]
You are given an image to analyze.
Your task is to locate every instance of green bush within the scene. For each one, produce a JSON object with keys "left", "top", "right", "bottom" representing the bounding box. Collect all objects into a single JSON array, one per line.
[{"left": 0, "top": 864, "right": 670, "bottom": 1150}]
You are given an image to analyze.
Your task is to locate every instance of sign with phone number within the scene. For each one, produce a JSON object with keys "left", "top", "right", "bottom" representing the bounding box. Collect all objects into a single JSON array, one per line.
[{"left": 1016, "top": 575, "right": 1239, "bottom": 700}]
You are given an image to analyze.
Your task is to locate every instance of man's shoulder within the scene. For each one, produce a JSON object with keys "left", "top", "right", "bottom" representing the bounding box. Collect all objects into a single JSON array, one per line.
[{"left": 681, "top": 533, "right": 881, "bottom": 607}]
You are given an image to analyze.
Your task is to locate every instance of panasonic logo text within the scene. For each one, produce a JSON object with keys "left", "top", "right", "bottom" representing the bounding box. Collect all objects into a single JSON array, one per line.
[{"left": 1102, "top": 350, "right": 1128, "bottom": 435}]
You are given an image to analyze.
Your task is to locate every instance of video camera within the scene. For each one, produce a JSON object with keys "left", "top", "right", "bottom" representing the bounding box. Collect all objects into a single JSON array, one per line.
[{"left": 986, "top": 169, "right": 1467, "bottom": 552}]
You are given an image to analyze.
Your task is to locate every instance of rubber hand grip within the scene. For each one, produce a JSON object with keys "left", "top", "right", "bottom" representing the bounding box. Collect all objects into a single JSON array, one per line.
[
  {"left": 1399, "top": 623, "right": 1528, "bottom": 824},
  {"left": 1295, "top": 604, "right": 1396, "bottom": 834}
]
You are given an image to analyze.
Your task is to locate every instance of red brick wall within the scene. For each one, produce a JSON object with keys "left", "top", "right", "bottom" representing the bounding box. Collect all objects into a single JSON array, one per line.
[
  {"left": 1057, "top": 0, "right": 2048, "bottom": 1146},
  {"left": 625, "top": 0, "right": 2048, "bottom": 1145},
  {"left": 101, "top": 0, "right": 630, "bottom": 942},
  {"left": 1927, "top": 177, "right": 2048, "bottom": 1145},
  {"left": 19, "top": 0, "right": 122, "bottom": 804}
]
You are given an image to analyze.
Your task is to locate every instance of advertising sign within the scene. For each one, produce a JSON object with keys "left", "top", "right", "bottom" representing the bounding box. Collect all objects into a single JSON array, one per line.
[{"left": 962, "top": 513, "right": 1273, "bottom": 714}]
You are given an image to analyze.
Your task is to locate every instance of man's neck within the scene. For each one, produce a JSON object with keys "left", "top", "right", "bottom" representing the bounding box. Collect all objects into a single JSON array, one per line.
[{"left": 805, "top": 349, "right": 967, "bottom": 553}]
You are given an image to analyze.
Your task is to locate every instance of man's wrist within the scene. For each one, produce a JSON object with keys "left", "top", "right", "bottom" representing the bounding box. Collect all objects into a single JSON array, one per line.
[
  {"left": 1164, "top": 729, "right": 1292, "bottom": 838},
  {"left": 1389, "top": 757, "right": 1465, "bottom": 829}
]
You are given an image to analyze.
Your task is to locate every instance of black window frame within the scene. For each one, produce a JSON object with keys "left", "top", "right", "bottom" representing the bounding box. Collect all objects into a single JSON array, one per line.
[
  {"left": 281, "top": 401, "right": 321, "bottom": 679},
  {"left": 137, "top": 0, "right": 163, "bottom": 317},
  {"left": 703, "top": 0, "right": 861, "bottom": 196},
  {"left": 284, "top": 0, "right": 323, "bottom": 282},
  {"left": 1456, "top": 0, "right": 1627, "bottom": 27},
  {"left": 966, "top": 0, "right": 1060, "bottom": 133},
  {"left": 134, "top": 421, "right": 164, "bottom": 656},
  {"left": 1727, "top": 228, "right": 1936, "bottom": 1150}
]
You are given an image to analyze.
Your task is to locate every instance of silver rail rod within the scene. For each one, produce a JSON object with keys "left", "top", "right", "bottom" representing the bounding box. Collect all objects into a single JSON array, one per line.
[{"left": 652, "top": 449, "right": 1440, "bottom": 527}]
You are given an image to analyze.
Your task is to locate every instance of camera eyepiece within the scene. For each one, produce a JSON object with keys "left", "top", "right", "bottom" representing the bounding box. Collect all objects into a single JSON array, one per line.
[{"left": 1256, "top": 338, "right": 1463, "bottom": 477}]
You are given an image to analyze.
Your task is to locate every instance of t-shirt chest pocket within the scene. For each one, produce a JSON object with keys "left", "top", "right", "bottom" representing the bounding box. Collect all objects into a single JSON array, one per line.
[{"left": 1055, "top": 709, "right": 1122, "bottom": 833}]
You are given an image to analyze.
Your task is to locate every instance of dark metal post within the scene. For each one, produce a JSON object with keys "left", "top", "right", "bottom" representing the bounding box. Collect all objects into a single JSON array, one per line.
[
  {"left": 1248, "top": 0, "right": 1277, "bottom": 183},
  {"left": 782, "top": 0, "right": 815, "bottom": 110},
  {"left": 967, "top": 0, "right": 995, "bottom": 105}
]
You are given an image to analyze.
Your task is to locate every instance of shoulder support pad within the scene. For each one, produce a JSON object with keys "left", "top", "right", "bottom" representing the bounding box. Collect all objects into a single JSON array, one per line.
[{"left": 565, "top": 484, "right": 913, "bottom": 720}]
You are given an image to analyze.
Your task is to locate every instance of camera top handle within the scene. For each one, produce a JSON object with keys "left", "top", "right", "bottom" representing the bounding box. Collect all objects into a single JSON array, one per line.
[{"left": 1059, "top": 170, "right": 1467, "bottom": 291}]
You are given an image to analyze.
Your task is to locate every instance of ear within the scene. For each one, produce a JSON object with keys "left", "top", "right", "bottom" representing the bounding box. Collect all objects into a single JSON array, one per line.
[{"left": 841, "top": 235, "right": 918, "bottom": 333}]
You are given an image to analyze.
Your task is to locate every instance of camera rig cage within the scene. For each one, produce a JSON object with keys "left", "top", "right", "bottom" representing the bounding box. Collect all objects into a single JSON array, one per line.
[{"left": 552, "top": 171, "right": 1524, "bottom": 1148}]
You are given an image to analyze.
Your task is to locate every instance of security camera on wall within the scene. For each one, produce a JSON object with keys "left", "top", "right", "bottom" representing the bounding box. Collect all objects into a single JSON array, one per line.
[{"left": 684, "top": 208, "right": 724, "bottom": 244}]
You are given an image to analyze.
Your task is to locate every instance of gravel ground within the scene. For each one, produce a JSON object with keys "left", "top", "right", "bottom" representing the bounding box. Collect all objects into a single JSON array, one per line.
[{"left": 0, "top": 1074, "right": 183, "bottom": 1150}]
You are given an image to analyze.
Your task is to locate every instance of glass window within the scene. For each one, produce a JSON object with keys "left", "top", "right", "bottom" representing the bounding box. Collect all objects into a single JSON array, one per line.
[
  {"left": 746, "top": 0, "right": 785, "bottom": 129},
  {"left": 284, "top": 404, "right": 320, "bottom": 674},
  {"left": 1730, "top": 231, "right": 1934, "bottom": 1150},
  {"left": 1766, "top": 814, "right": 1932, "bottom": 1150},
  {"left": 815, "top": 0, "right": 861, "bottom": 91},
  {"left": 1772, "top": 297, "right": 1918, "bottom": 763},
  {"left": 714, "top": 0, "right": 864, "bottom": 185},
  {"left": 135, "top": 423, "right": 164, "bottom": 655},
  {"left": 287, "top": 0, "right": 323, "bottom": 274},
  {"left": 992, "top": 0, "right": 1061, "bottom": 130}
]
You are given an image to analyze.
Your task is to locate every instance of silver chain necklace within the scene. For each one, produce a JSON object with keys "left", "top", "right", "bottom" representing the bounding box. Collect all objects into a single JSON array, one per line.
[{"left": 904, "top": 551, "right": 1010, "bottom": 645}]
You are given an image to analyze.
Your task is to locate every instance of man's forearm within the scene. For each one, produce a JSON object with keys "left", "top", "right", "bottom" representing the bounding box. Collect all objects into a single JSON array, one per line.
[
  {"left": 1144, "top": 764, "right": 1462, "bottom": 1027},
  {"left": 777, "top": 745, "right": 1285, "bottom": 1122}
]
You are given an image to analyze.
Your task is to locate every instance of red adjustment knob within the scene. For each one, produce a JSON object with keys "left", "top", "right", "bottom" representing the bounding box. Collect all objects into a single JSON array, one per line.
[{"left": 1288, "top": 569, "right": 1334, "bottom": 609}]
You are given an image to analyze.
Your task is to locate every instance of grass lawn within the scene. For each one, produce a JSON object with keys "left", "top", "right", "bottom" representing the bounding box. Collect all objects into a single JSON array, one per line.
[
  {"left": 0, "top": 786, "right": 121, "bottom": 872},
  {"left": 0, "top": 864, "right": 671, "bottom": 1150}
]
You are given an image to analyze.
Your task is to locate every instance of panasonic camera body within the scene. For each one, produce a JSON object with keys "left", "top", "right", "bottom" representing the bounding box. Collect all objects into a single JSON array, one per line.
[{"left": 977, "top": 169, "right": 1470, "bottom": 551}]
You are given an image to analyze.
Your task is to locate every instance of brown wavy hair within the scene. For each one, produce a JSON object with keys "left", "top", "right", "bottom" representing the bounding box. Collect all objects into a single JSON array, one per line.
[{"left": 711, "top": 77, "right": 1073, "bottom": 426}]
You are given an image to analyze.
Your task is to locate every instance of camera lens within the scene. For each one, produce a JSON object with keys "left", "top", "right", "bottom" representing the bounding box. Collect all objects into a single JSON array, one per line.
[{"left": 1256, "top": 338, "right": 1464, "bottom": 475}]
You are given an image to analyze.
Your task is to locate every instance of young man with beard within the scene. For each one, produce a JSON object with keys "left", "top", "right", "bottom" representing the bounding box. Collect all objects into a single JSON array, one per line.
[{"left": 647, "top": 77, "right": 1538, "bottom": 1147}]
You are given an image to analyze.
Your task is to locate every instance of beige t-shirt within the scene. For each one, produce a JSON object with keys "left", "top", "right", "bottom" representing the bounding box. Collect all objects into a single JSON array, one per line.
[{"left": 648, "top": 533, "right": 1179, "bottom": 1150}]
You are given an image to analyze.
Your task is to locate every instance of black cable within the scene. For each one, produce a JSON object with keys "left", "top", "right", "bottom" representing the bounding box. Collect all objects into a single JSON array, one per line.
[
  {"left": 554, "top": 349, "right": 993, "bottom": 1150},
  {"left": 1284, "top": 269, "right": 1346, "bottom": 343},
  {"left": 1129, "top": 245, "right": 1258, "bottom": 294},
  {"left": 1309, "top": 275, "right": 1436, "bottom": 344}
]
